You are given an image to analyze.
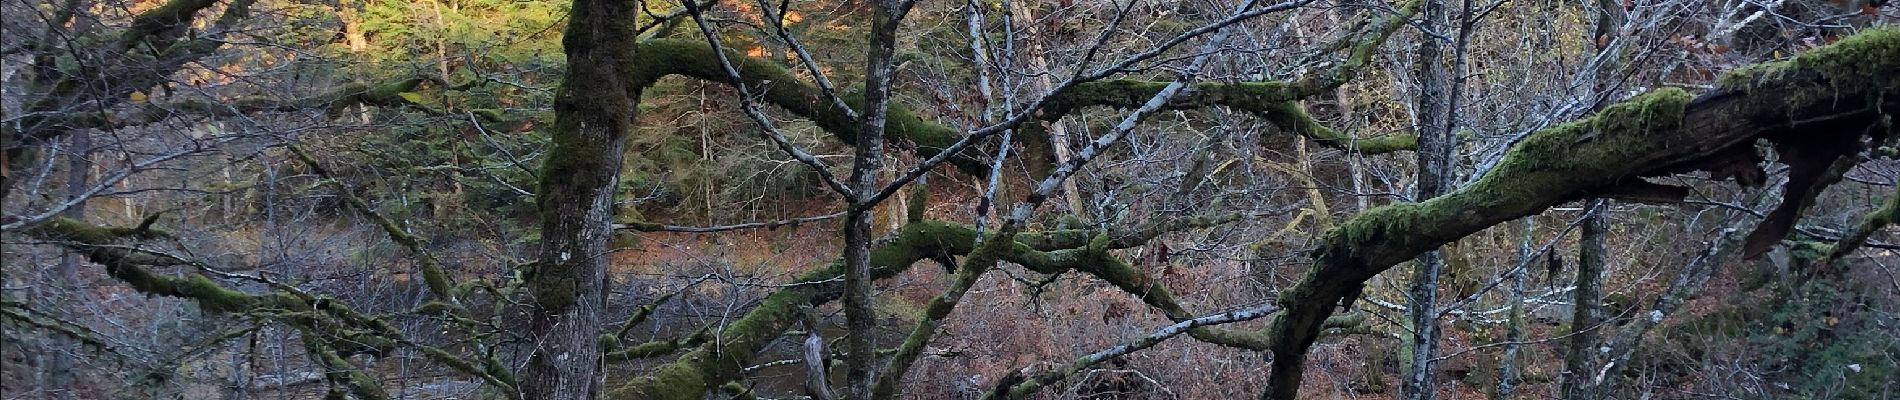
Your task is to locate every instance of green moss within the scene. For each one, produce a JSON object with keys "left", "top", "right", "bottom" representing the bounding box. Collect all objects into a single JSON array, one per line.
[
  {"left": 482, "top": 357, "right": 516, "bottom": 388},
  {"left": 611, "top": 218, "right": 1243, "bottom": 398},
  {"left": 1323, "top": 202, "right": 1430, "bottom": 259},
  {"left": 471, "top": 108, "right": 506, "bottom": 121},
  {"left": 35, "top": 217, "right": 129, "bottom": 243},
  {"left": 1214, "top": 82, "right": 1300, "bottom": 110},
  {"left": 118, "top": 0, "right": 221, "bottom": 47},
  {"left": 1458, "top": 87, "right": 1692, "bottom": 207},
  {"left": 413, "top": 345, "right": 511, "bottom": 392},
  {"left": 28, "top": 217, "right": 269, "bottom": 314},
  {"left": 604, "top": 332, "right": 703, "bottom": 362},
  {"left": 1791, "top": 28, "right": 1900, "bottom": 92},
  {"left": 305, "top": 336, "right": 392, "bottom": 400},
  {"left": 1827, "top": 183, "right": 1900, "bottom": 260},
  {"left": 415, "top": 301, "right": 457, "bottom": 315},
  {"left": 1716, "top": 60, "right": 1793, "bottom": 91},
  {"left": 906, "top": 180, "right": 929, "bottom": 222},
  {"left": 1788, "top": 240, "right": 1833, "bottom": 264},
  {"left": 1720, "top": 28, "right": 1900, "bottom": 95},
  {"left": 610, "top": 285, "right": 805, "bottom": 399},
  {"left": 1284, "top": 89, "right": 1701, "bottom": 366},
  {"left": 1040, "top": 80, "right": 1173, "bottom": 117},
  {"left": 1042, "top": 80, "right": 1416, "bottom": 154},
  {"left": 169, "top": 274, "right": 257, "bottom": 312},
  {"left": 617, "top": 220, "right": 665, "bottom": 232}
]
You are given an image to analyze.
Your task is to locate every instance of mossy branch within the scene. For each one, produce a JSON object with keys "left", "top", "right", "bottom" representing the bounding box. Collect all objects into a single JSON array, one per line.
[
  {"left": 614, "top": 212, "right": 845, "bottom": 233},
  {"left": 287, "top": 145, "right": 462, "bottom": 309},
  {"left": 0, "top": 300, "right": 122, "bottom": 357},
  {"left": 871, "top": 225, "right": 1027, "bottom": 400},
  {"left": 12, "top": 0, "right": 258, "bottom": 149},
  {"left": 21, "top": 216, "right": 520, "bottom": 397},
  {"left": 116, "top": 0, "right": 221, "bottom": 52},
  {"left": 612, "top": 292, "right": 679, "bottom": 341},
  {"left": 631, "top": 39, "right": 989, "bottom": 176},
  {"left": 1035, "top": 0, "right": 1423, "bottom": 155},
  {"left": 41, "top": 76, "right": 519, "bottom": 132},
  {"left": 24, "top": 219, "right": 385, "bottom": 355},
  {"left": 286, "top": 145, "right": 521, "bottom": 394},
  {"left": 982, "top": 302, "right": 1281, "bottom": 400},
  {"left": 1260, "top": 28, "right": 1900, "bottom": 400},
  {"left": 609, "top": 216, "right": 1242, "bottom": 399},
  {"left": 26, "top": 221, "right": 290, "bottom": 313},
  {"left": 303, "top": 335, "right": 391, "bottom": 400},
  {"left": 1826, "top": 184, "right": 1900, "bottom": 263},
  {"left": 604, "top": 326, "right": 713, "bottom": 362}
]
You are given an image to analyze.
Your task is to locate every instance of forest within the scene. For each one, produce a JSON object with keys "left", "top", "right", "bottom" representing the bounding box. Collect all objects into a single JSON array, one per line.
[{"left": 1, "top": 0, "right": 1897, "bottom": 398}]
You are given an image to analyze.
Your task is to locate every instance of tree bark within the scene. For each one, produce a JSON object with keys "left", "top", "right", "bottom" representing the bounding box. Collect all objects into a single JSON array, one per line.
[
  {"left": 1404, "top": 0, "right": 1454, "bottom": 397},
  {"left": 1561, "top": 200, "right": 1609, "bottom": 399},
  {"left": 843, "top": 1, "right": 909, "bottom": 398},
  {"left": 44, "top": 131, "right": 91, "bottom": 400},
  {"left": 521, "top": 0, "right": 641, "bottom": 399}
]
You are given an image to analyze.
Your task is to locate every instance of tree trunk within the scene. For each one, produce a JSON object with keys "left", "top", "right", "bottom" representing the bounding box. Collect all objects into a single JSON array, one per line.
[
  {"left": 1494, "top": 219, "right": 1533, "bottom": 399},
  {"left": 843, "top": 1, "right": 907, "bottom": 398},
  {"left": 522, "top": 0, "right": 640, "bottom": 399},
  {"left": 1560, "top": 6, "right": 1624, "bottom": 394},
  {"left": 1403, "top": 0, "right": 1452, "bottom": 397},
  {"left": 1005, "top": 0, "right": 1090, "bottom": 218},
  {"left": 45, "top": 132, "right": 91, "bottom": 400},
  {"left": 1561, "top": 200, "right": 1609, "bottom": 399}
]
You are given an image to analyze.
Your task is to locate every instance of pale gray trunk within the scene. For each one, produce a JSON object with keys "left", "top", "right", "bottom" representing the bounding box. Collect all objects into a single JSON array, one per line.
[
  {"left": 843, "top": 1, "right": 907, "bottom": 398},
  {"left": 1403, "top": 0, "right": 1454, "bottom": 397},
  {"left": 1494, "top": 219, "right": 1533, "bottom": 399}
]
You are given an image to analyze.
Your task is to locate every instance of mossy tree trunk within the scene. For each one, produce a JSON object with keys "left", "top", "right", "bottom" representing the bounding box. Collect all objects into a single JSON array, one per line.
[{"left": 521, "top": 0, "right": 641, "bottom": 398}]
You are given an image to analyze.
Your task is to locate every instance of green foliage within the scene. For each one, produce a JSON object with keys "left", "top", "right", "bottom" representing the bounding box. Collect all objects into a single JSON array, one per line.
[
  {"left": 352, "top": 0, "right": 565, "bottom": 68},
  {"left": 1754, "top": 281, "right": 1897, "bottom": 398},
  {"left": 1792, "top": 28, "right": 1900, "bottom": 92}
]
